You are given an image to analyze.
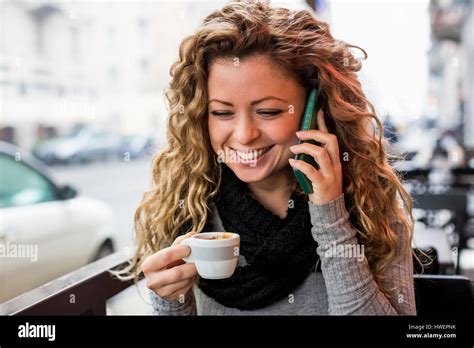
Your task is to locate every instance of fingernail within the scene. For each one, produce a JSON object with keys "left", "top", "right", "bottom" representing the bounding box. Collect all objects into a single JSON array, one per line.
[{"left": 288, "top": 158, "right": 296, "bottom": 166}]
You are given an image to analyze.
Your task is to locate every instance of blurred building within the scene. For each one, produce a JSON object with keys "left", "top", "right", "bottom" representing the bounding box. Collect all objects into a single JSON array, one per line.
[
  {"left": 462, "top": 2, "right": 474, "bottom": 149},
  {"left": 0, "top": 0, "right": 329, "bottom": 150},
  {"left": 1, "top": 0, "right": 163, "bottom": 148},
  {"left": 428, "top": 0, "right": 473, "bottom": 148}
]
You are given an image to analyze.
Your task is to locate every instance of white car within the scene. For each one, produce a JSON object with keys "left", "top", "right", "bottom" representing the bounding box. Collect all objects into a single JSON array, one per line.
[{"left": 0, "top": 141, "right": 116, "bottom": 303}]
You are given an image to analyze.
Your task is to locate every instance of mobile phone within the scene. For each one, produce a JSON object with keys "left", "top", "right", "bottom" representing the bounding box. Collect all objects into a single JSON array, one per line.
[{"left": 292, "top": 88, "right": 321, "bottom": 194}]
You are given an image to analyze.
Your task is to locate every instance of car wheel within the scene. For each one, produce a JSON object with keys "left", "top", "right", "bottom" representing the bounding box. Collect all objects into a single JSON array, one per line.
[{"left": 92, "top": 240, "right": 114, "bottom": 262}]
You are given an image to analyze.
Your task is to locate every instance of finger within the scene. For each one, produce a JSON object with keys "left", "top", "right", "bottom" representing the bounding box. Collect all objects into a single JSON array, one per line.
[
  {"left": 166, "top": 259, "right": 185, "bottom": 269},
  {"left": 316, "top": 109, "right": 329, "bottom": 133},
  {"left": 288, "top": 158, "right": 324, "bottom": 186},
  {"left": 289, "top": 143, "right": 333, "bottom": 177},
  {"left": 172, "top": 230, "right": 197, "bottom": 246},
  {"left": 295, "top": 130, "right": 340, "bottom": 166},
  {"left": 157, "top": 278, "right": 193, "bottom": 299},
  {"left": 146, "top": 263, "right": 197, "bottom": 292},
  {"left": 142, "top": 244, "right": 191, "bottom": 273},
  {"left": 169, "top": 231, "right": 197, "bottom": 268},
  {"left": 154, "top": 263, "right": 197, "bottom": 288}
]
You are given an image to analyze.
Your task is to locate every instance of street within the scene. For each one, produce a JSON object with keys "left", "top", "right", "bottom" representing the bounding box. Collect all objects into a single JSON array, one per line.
[{"left": 49, "top": 157, "right": 153, "bottom": 254}]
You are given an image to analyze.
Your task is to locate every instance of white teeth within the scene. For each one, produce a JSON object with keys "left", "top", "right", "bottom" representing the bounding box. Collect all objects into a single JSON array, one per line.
[{"left": 232, "top": 146, "right": 272, "bottom": 161}]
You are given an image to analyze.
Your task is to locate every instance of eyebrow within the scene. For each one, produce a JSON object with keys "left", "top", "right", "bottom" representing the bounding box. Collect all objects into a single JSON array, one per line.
[{"left": 208, "top": 96, "right": 288, "bottom": 106}]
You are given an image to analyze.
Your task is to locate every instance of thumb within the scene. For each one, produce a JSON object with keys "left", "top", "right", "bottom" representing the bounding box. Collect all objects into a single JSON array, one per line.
[{"left": 172, "top": 230, "right": 197, "bottom": 246}]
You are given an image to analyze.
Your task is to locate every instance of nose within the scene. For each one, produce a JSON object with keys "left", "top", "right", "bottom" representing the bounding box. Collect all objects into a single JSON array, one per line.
[{"left": 233, "top": 114, "right": 261, "bottom": 145}]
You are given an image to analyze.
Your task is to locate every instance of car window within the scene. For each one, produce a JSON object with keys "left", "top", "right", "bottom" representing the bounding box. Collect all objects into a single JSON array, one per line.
[{"left": 0, "top": 154, "right": 57, "bottom": 208}]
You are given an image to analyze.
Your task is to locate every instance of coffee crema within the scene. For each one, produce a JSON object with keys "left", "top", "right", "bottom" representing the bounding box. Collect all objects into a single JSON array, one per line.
[{"left": 196, "top": 233, "right": 234, "bottom": 240}]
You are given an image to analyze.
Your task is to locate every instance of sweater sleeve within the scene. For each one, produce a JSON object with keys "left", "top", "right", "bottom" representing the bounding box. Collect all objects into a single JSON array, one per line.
[
  {"left": 149, "top": 287, "right": 197, "bottom": 316},
  {"left": 308, "top": 192, "right": 416, "bottom": 315}
]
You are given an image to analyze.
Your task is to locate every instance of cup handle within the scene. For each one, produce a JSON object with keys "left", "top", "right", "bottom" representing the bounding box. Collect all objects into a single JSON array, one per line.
[{"left": 180, "top": 238, "right": 194, "bottom": 263}]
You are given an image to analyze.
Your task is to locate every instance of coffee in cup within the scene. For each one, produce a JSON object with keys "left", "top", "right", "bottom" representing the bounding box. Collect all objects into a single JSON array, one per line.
[
  {"left": 195, "top": 232, "right": 234, "bottom": 240},
  {"left": 181, "top": 232, "right": 240, "bottom": 279}
]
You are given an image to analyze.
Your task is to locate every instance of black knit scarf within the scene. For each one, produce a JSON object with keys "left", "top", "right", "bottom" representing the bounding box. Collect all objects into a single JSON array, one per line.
[{"left": 196, "top": 165, "right": 319, "bottom": 310}]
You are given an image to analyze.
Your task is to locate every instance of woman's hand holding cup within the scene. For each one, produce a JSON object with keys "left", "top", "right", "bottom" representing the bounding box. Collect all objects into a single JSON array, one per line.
[{"left": 142, "top": 231, "right": 198, "bottom": 302}]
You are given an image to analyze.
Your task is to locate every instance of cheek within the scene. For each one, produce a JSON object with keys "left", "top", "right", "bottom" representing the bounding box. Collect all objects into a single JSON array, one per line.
[
  {"left": 208, "top": 118, "right": 228, "bottom": 150},
  {"left": 266, "top": 116, "right": 300, "bottom": 145}
]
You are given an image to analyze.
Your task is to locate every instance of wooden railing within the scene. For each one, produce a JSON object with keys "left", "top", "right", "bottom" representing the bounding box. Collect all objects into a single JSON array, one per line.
[{"left": 0, "top": 251, "right": 135, "bottom": 315}]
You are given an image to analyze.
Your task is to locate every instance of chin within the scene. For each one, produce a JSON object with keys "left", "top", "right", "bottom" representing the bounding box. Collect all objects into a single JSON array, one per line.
[
  {"left": 227, "top": 161, "right": 287, "bottom": 185},
  {"left": 230, "top": 165, "right": 271, "bottom": 183}
]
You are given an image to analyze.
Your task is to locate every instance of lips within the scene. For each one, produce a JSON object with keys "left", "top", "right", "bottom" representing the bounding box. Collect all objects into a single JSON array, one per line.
[{"left": 230, "top": 145, "right": 274, "bottom": 162}]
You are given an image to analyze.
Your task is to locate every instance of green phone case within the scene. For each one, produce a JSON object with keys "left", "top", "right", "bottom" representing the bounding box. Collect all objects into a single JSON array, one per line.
[{"left": 293, "top": 88, "right": 321, "bottom": 194}]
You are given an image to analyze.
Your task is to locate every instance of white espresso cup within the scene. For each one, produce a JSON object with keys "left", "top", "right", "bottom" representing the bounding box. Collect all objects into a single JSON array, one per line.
[{"left": 181, "top": 232, "right": 240, "bottom": 279}]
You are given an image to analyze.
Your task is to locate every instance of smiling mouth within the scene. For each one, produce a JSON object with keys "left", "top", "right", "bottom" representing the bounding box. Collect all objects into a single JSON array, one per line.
[{"left": 229, "top": 145, "right": 275, "bottom": 162}]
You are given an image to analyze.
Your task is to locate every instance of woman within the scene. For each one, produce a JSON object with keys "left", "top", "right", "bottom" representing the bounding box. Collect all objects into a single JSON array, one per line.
[{"left": 123, "top": 1, "right": 417, "bottom": 315}]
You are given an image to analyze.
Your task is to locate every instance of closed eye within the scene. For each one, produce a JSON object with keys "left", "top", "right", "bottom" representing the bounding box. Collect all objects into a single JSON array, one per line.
[
  {"left": 210, "top": 111, "right": 233, "bottom": 117},
  {"left": 210, "top": 110, "right": 283, "bottom": 118},
  {"left": 257, "top": 110, "right": 283, "bottom": 117}
]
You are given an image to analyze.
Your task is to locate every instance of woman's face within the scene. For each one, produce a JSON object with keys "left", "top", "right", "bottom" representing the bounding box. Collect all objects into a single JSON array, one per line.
[{"left": 207, "top": 55, "right": 306, "bottom": 184}]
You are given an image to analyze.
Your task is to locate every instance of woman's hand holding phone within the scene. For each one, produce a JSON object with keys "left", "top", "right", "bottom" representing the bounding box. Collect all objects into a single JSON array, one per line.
[{"left": 289, "top": 109, "right": 343, "bottom": 205}]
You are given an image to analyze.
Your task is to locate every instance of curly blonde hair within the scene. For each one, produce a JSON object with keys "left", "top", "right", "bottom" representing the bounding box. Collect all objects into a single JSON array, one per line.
[{"left": 119, "top": 0, "right": 416, "bottom": 298}]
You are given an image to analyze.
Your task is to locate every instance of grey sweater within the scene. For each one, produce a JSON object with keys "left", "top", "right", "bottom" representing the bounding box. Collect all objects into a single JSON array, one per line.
[{"left": 149, "top": 193, "right": 417, "bottom": 315}]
